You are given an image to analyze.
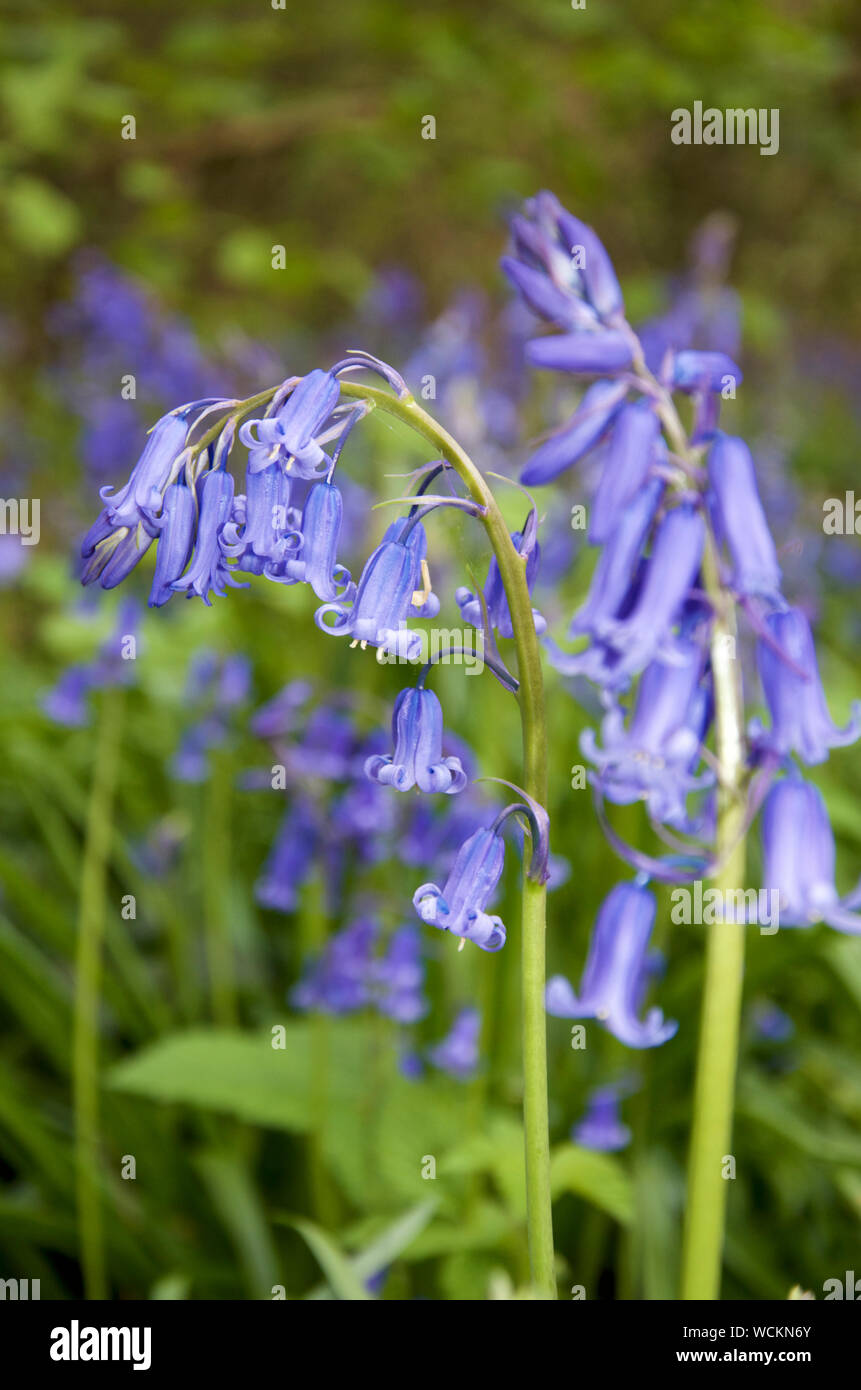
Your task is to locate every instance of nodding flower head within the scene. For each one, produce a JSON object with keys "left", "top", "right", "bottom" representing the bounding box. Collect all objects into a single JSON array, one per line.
[
  {"left": 365, "top": 686, "right": 467, "bottom": 794},
  {"left": 753, "top": 607, "right": 861, "bottom": 765},
  {"left": 456, "top": 524, "right": 545, "bottom": 640},
  {"left": 275, "top": 479, "right": 355, "bottom": 602},
  {"left": 572, "top": 1085, "right": 631, "bottom": 1152},
  {"left": 761, "top": 778, "right": 861, "bottom": 933},
  {"left": 81, "top": 403, "right": 239, "bottom": 597},
  {"left": 315, "top": 516, "right": 438, "bottom": 657},
  {"left": 239, "top": 369, "right": 340, "bottom": 479},
  {"left": 582, "top": 641, "right": 713, "bottom": 828},
  {"left": 545, "top": 882, "right": 677, "bottom": 1048},
  {"left": 503, "top": 190, "right": 625, "bottom": 330},
  {"left": 413, "top": 824, "right": 507, "bottom": 952},
  {"left": 707, "top": 433, "right": 781, "bottom": 601}
]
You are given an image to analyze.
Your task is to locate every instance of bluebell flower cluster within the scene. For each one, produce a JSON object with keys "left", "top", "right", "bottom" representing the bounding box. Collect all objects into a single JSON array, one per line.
[
  {"left": 78, "top": 345, "right": 553, "bottom": 961},
  {"left": 502, "top": 190, "right": 861, "bottom": 1049}
]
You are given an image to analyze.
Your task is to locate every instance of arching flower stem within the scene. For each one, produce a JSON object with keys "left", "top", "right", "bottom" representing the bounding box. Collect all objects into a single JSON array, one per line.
[{"left": 337, "top": 378, "right": 556, "bottom": 1299}]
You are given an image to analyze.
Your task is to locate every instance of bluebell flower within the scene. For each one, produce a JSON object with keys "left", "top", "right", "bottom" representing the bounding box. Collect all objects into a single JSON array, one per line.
[
  {"left": 96, "top": 408, "right": 191, "bottom": 532},
  {"left": 221, "top": 457, "right": 294, "bottom": 572},
  {"left": 546, "top": 882, "right": 677, "bottom": 1047},
  {"left": 589, "top": 400, "right": 662, "bottom": 544},
  {"left": 526, "top": 331, "right": 633, "bottom": 376},
  {"left": 414, "top": 825, "right": 507, "bottom": 952},
  {"left": 707, "top": 434, "right": 781, "bottom": 600},
  {"left": 456, "top": 525, "right": 545, "bottom": 639},
  {"left": 503, "top": 191, "right": 625, "bottom": 328},
  {"left": 521, "top": 379, "right": 628, "bottom": 485},
  {"left": 255, "top": 798, "right": 318, "bottom": 913},
  {"left": 552, "top": 502, "right": 705, "bottom": 689},
  {"left": 81, "top": 514, "right": 154, "bottom": 589},
  {"left": 365, "top": 686, "right": 467, "bottom": 794},
  {"left": 315, "top": 517, "right": 439, "bottom": 657},
  {"left": 571, "top": 1086, "right": 631, "bottom": 1152},
  {"left": 149, "top": 478, "right": 196, "bottom": 606},
  {"left": 671, "top": 350, "right": 742, "bottom": 394},
  {"left": 566, "top": 478, "right": 664, "bottom": 640},
  {"left": 172, "top": 467, "right": 246, "bottom": 606},
  {"left": 760, "top": 779, "right": 861, "bottom": 933},
  {"left": 753, "top": 607, "right": 861, "bottom": 764},
  {"left": 582, "top": 642, "right": 713, "bottom": 827},
  {"left": 592, "top": 504, "right": 705, "bottom": 686},
  {"left": 239, "top": 369, "right": 340, "bottom": 479},
  {"left": 427, "top": 1008, "right": 481, "bottom": 1081},
  {"left": 276, "top": 480, "right": 355, "bottom": 601}
]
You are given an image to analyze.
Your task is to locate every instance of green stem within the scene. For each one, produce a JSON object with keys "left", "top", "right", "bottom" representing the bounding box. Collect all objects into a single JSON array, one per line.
[
  {"left": 639, "top": 364, "right": 750, "bottom": 1300},
  {"left": 73, "top": 686, "right": 124, "bottom": 1300},
  {"left": 339, "top": 381, "right": 556, "bottom": 1298},
  {"left": 679, "top": 542, "right": 747, "bottom": 1299}
]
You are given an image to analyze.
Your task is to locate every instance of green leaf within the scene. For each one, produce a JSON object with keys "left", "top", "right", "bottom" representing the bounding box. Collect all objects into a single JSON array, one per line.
[
  {"left": 288, "top": 1199, "right": 439, "bottom": 1299},
  {"left": 550, "top": 1144, "right": 634, "bottom": 1226},
  {"left": 108, "top": 1026, "right": 314, "bottom": 1130},
  {"left": 196, "top": 1150, "right": 281, "bottom": 1299},
  {"left": 285, "top": 1217, "right": 372, "bottom": 1301}
]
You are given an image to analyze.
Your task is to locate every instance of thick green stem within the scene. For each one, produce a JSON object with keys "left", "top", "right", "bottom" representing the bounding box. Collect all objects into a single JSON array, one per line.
[
  {"left": 73, "top": 686, "right": 124, "bottom": 1300},
  {"left": 339, "top": 382, "right": 556, "bottom": 1297},
  {"left": 642, "top": 370, "right": 750, "bottom": 1300},
  {"left": 680, "top": 544, "right": 747, "bottom": 1299}
]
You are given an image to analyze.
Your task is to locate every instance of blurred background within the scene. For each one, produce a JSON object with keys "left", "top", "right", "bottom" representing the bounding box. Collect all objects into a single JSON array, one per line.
[{"left": 1, "top": 0, "right": 860, "bottom": 1300}]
